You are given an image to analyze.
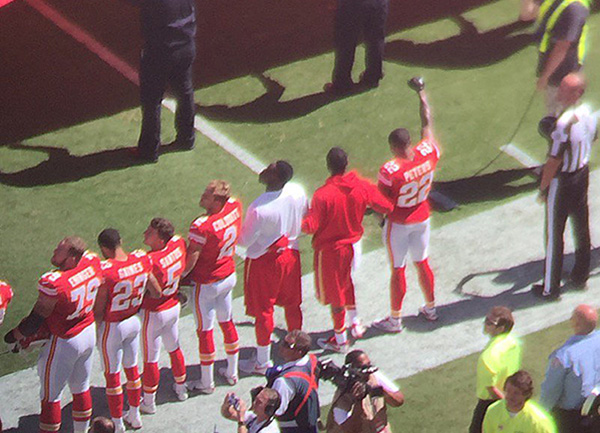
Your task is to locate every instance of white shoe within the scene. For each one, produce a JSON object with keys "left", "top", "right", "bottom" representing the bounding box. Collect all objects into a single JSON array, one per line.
[
  {"left": 188, "top": 380, "right": 215, "bottom": 394},
  {"left": 173, "top": 382, "right": 189, "bottom": 401},
  {"left": 317, "top": 336, "right": 349, "bottom": 353},
  {"left": 140, "top": 401, "right": 157, "bottom": 415},
  {"left": 350, "top": 320, "right": 366, "bottom": 339},
  {"left": 124, "top": 410, "right": 143, "bottom": 429},
  {"left": 372, "top": 317, "right": 403, "bottom": 333},
  {"left": 419, "top": 305, "right": 439, "bottom": 321},
  {"left": 113, "top": 418, "right": 126, "bottom": 433},
  {"left": 218, "top": 367, "right": 238, "bottom": 386},
  {"left": 238, "top": 358, "right": 272, "bottom": 375}
]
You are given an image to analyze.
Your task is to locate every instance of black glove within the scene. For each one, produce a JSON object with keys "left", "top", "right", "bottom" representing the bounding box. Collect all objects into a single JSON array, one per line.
[{"left": 408, "top": 77, "right": 425, "bottom": 92}]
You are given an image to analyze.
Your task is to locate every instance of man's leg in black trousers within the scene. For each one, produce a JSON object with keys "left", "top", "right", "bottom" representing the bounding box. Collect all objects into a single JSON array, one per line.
[
  {"left": 569, "top": 171, "right": 590, "bottom": 286},
  {"left": 361, "top": 0, "right": 388, "bottom": 85},
  {"left": 332, "top": 0, "right": 360, "bottom": 89},
  {"left": 170, "top": 49, "right": 196, "bottom": 148},
  {"left": 138, "top": 51, "right": 169, "bottom": 160},
  {"left": 543, "top": 178, "right": 569, "bottom": 296}
]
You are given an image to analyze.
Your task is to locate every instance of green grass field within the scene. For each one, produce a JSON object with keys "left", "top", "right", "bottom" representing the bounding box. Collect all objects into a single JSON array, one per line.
[{"left": 1, "top": 0, "right": 600, "bottom": 429}]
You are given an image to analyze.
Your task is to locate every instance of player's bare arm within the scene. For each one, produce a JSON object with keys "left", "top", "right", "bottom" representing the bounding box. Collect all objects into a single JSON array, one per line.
[
  {"left": 146, "top": 272, "right": 162, "bottom": 298},
  {"left": 6, "top": 293, "right": 56, "bottom": 342},
  {"left": 182, "top": 242, "right": 203, "bottom": 277},
  {"left": 418, "top": 89, "right": 434, "bottom": 141},
  {"left": 537, "top": 41, "right": 571, "bottom": 91},
  {"left": 384, "top": 388, "right": 405, "bottom": 407},
  {"left": 93, "top": 283, "right": 109, "bottom": 323}
]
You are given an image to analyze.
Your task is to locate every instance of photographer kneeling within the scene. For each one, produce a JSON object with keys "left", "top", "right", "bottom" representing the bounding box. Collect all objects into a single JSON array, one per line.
[
  {"left": 326, "top": 350, "right": 404, "bottom": 433},
  {"left": 221, "top": 388, "right": 282, "bottom": 433}
]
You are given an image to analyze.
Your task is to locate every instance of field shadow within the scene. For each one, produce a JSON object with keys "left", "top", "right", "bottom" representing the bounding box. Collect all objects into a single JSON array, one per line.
[
  {"left": 432, "top": 168, "right": 538, "bottom": 208},
  {"left": 398, "top": 247, "right": 600, "bottom": 333},
  {"left": 385, "top": 16, "right": 535, "bottom": 68},
  {"left": 0, "top": 142, "right": 191, "bottom": 187},
  {"left": 197, "top": 74, "right": 369, "bottom": 124}
]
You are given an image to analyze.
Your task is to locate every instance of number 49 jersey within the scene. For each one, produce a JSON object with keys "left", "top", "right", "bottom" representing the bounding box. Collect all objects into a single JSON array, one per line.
[
  {"left": 142, "top": 235, "right": 187, "bottom": 312},
  {"left": 38, "top": 251, "right": 103, "bottom": 339},
  {"left": 378, "top": 139, "right": 440, "bottom": 225},
  {"left": 101, "top": 250, "right": 152, "bottom": 322},
  {"left": 188, "top": 198, "right": 242, "bottom": 284}
]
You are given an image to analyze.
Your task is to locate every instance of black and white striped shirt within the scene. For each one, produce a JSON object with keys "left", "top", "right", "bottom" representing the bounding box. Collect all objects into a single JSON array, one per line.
[{"left": 549, "top": 103, "right": 598, "bottom": 173}]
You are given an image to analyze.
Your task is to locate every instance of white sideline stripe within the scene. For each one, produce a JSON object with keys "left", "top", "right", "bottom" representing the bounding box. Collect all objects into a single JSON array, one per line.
[
  {"left": 500, "top": 143, "right": 542, "bottom": 168},
  {"left": 24, "top": 0, "right": 266, "bottom": 174},
  {"left": 163, "top": 99, "right": 266, "bottom": 173}
]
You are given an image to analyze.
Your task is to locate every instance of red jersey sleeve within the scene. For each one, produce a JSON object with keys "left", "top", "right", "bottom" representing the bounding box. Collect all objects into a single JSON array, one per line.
[
  {"left": 188, "top": 217, "right": 209, "bottom": 247},
  {"left": 38, "top": 271, "right": 61, "bottom": 298}
]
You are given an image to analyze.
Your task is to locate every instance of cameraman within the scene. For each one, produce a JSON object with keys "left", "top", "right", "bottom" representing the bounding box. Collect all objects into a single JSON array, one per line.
[
  {"left": 221, "top": 388, "right": 281, "bottom": 433},
  {"left": 326, "top": 350, "right": 404, "bottom": 433},
  {"left": 267, "top": 330, "right": 321, "bottom": 433}
]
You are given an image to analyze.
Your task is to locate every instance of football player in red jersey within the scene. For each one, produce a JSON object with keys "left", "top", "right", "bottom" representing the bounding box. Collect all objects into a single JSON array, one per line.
[
  {"left": 4, "top": 237, "right": 102, "bottom": 433},
  {"left": 373, "top": 78, "right": 440, "bottom": 333},
  {"left": 184, "top": 180, "right": 242, "bottom": 393},
  {"left": 140, "top": 217, "right": 188, "bottom": 411},
  {"left": 0, "top": 280, "right": 13, "bottom": 326},
  {"left": 303, "top": 148, "right": 393, "bottom": 352},
  {"left": 94, "top": 229, "right": 153, "bottom": 432}
]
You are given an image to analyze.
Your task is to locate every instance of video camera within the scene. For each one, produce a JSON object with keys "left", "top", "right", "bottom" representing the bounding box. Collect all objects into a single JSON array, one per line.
[{"left": 319, "top": 358, "right": 383, "bottom": 398}]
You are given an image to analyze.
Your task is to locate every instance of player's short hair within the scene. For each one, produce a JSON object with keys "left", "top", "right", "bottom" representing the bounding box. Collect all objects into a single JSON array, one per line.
[
  {"left": 505, "top": 370, "right": 534, "bottom": 400},
  {"left": 61, "top": 236, "right": 87, "bottom": 261},
  {"left": 207, "top": 180, "right": 231, "bottom": 201},
  {"left": 149, "top": 217, "right": 175, "bottom": 242},
  {"left": 488, "top": 306, "right": 514, "bottom": 334},
  {"left": 287, "top": 330, "right": 311, "bottom": 356},
  {"left": 326, "top": 147, "right": 348, "bottom": 175},
  {"left": 97, "top": 228, "right": 121, "bottom": 250},
  {"left": 275, "top": 160, "right": 294, "bottom": 184},
  {"left": 538, "top": 116, "right": 557, "bottom": 140},
  {"left": 90, "top": 416, "right": 115, "bottom": 433},
  {"left": 388, "top": 128, "right": 411, "bottom": 149}
]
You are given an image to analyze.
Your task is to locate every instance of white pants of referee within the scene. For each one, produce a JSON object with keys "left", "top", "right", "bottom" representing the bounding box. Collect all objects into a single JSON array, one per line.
[{"left": 543, "top": 168, "right": 590, "bottom": 295}]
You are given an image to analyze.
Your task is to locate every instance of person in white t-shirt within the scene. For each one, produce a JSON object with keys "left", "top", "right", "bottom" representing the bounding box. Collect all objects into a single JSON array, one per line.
[{"left": 238, "top": 161, "right": 308, "bottom": 374}]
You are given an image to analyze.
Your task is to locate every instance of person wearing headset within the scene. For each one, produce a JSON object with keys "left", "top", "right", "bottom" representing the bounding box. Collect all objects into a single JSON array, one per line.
[{"left": 222, "top": 387, "right": 282, "bottom": 433}]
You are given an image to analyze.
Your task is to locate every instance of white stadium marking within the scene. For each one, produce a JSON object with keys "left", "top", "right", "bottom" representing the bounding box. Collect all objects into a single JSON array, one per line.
[
  {"left": 23, "top": 0, "right": 266, "bottom": 174},
  {"left": 500, "top": 143, "right": 542, "bottom": 169}
]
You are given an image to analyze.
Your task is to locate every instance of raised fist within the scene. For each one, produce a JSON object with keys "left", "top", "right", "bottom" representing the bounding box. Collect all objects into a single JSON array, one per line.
[{"left": 408, "top": 77, "right": 425, "bottom": 92}]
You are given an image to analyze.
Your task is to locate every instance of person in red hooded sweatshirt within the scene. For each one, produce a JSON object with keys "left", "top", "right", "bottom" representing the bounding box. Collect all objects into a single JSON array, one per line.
[{"left": 302, "top": 147, "right": 393, "bottom": 353}]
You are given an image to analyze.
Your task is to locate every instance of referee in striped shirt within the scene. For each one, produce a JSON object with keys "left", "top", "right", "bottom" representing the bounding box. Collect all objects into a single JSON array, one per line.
[{"left": 533, "top": 73, "right": 598, "bottom": 300}]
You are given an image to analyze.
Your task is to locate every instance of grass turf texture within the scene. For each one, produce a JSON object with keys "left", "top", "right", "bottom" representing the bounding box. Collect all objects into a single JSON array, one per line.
[{"left": 0, "top": 0, "right": 598, "bottom": 385}]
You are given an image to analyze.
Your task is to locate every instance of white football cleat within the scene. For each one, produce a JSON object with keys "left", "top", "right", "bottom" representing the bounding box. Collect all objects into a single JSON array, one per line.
[
  {"left": 124, "top": 409, "right": 143, "bottom": 429},
  {"left": 419, "top": 305, "right": 439, "bottom": 322},
  {"left": 173, "top": 382, "right": 189, "bottom": 401},
  {"left": 317, "top": 336, "right": 349, "bottom": 353},
  {"left": 350, "top": 320, "right": 366, "bottom": 339},
  {"left": 371, "top": 317, "right": 403, "bottom": 333},
  {"left": 238, "top": 359, "right": 272, "bottom": 375},
  {"left": 140, "top": 400, "right": 157, "bottom": 415},
  {"left": 218, "top": 367, "right": 238, "bottom": 386}
]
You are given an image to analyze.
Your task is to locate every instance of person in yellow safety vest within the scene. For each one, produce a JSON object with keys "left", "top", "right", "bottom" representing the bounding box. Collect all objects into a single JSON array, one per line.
[
  {"left": 536, "top": 0, "right": 590, "bottom": 115},
  {"left": 469, "top": 307, "right": 522, "bottom": 433}
]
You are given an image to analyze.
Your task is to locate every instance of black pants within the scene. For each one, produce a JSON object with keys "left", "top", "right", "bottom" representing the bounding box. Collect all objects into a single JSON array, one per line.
[
  {"left": 543, "top": 167, "right": 590, "bottom": 295},
  {"left": 332, "top": 0, "right": 389, "bottom": 87},
  {"left": 138, "top": 45, "right": 196, "bottom": 158},
  {"left": 553, "top": 407, "right": 600, "bottom": 433},
  {"left": 469, "top": 399, "right": 496, "bottom": 433}
]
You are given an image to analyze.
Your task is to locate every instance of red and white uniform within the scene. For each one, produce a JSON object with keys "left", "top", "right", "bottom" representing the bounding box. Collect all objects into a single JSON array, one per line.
[
  {"left": 141, "top": 236, "right": 187, "bottom": 399},
  {"left": 378, "top": 138, "right": 440, "bottom": 318},
  {"left": 239, "top": 183, "right": 307, "bottom": 363},
  {"left": 0, "top": 280, "right": 13, "bottom": 326},
  {"left": 97, "top": 251, "right": 151, "bottom": 420},
  {"left": 188, "top": 198, "right": 242, "bottom": 387},
  {"left": 303, "top": 172, "right": 392, "bottom": 338},
  {"left": 36, "top": 252, "right": 102, "bottom": 433}
]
